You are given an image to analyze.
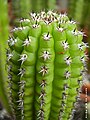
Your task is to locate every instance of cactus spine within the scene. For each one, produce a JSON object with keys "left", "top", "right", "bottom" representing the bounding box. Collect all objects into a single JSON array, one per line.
[{"left": 7, "top": 11, "right": 87, "bottom": 120}]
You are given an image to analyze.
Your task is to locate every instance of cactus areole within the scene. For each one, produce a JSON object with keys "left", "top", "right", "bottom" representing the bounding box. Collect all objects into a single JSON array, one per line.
[{"left": 7, "top": 11, "right": 87, "bottom": 120}]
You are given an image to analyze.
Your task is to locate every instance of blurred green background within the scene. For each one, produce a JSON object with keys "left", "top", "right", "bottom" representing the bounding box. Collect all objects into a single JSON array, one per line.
[{"left": 0, "top": 0, "right": 90, "bottom": 120}]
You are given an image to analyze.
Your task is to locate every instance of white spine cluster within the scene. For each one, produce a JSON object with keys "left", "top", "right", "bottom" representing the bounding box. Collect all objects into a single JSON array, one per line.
[
  {"left": 43, "top": 33, "right": 51, "bottom": 41},
  {"left": 41, "top": 51, "right": 50, "bottom": 61},
  {"left": 18, "top": 68, "right": 25, "bottom": 77},
  {"left": 18, "top": 81, "right": 26, "bottom": 120},
  {"left": 23, "top": 38, "right": 31, "bottom": 46},
  {"left": 18, "top": 54, "right": 27, "bottom": 64},
  {"left": 61, "top": 41, "right": 69, "bottom": 50},
  {"left": 39, "top": 66, "right": 48, "bottom": 76}
]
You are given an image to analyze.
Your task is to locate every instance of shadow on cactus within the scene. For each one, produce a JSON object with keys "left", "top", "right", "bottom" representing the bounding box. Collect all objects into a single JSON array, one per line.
[{"left": 6, "top": 11, "right": 88, "bottom": 120}]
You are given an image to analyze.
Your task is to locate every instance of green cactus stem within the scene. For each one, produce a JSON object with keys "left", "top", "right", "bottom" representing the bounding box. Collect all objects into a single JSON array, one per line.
[
  {"left": 48, "top": 0, "right": 56, "bottom": 10},
  {"left": 74, "top": 0, "right": 84, "bottom": 26},
  {"left": 12, "top": 0, "right": 31, "bottom": 18},
  {"left": 12, "top": 0, "right": 31, "bottom": 26},
  {"left": 31, "top": 0, "right": 43, "bottom": 12},
  {"left": 84, "top": 0, "right": 90, "bottom": 28},
  {"left": 81, "top": 0, "right": 90, "bottom": 27},
  {"left": 68, "top": 0, "right": 76, "bottom": 19},
  {"left": 68, "top": 0, "right": 84, "bottom": 28},
  {"left": 68, "top": 0, "right": 90, "bottom": 29},
  {"left": 7, "top": 11, "right": 87, "bottom": 120},
  {"left": 0, "top": 0, "right": 12, "bottom": 115}
]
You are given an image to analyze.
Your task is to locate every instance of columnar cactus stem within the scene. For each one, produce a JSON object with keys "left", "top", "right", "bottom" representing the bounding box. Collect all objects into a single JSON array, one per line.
[
  {"left": 68, "top": 0, "right": 76, "bottom": 19},
  {"left": 12, "top": 0, "right": 31, "bottom": 18},
  {"left": 84, "top": 0, "right": 90, "bottom": 27},
  {"left": 0, "top": 0, "right": 12, "bottom": 115},
  {"left": 48, "top": 0, "right": 56, "bottom": 10},
  {"left": 74, "top": 0, "right": 84, "bottom": 26},
  {"left": 35, "top": 29, "right": 55, "bottom": 119},
  {"left": 7, "top": 11, "right": 87, "bottom": 120},
  {"left": 68, "top": 0, "right": 84, "bottom": 28},
  {"left": 50, "top": 18, "right": 71, "bottom": 119},
  {"left": 12, "top": 0, "right": 31, "bottom": 26}
]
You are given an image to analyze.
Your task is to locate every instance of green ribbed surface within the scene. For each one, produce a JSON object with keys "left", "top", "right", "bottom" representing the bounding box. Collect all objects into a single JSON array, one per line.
[
  {"left": 0, "top": 0, "right": 12, "bottom": 115},
  {"left": 68, "top": 0, "right": 84, "bottom": 27},
  {"left": 7, "top": 11, "right": 87, "bottom": 120},
  {"left": 12, "top": 0, "right": 31, "bottom": 18}
]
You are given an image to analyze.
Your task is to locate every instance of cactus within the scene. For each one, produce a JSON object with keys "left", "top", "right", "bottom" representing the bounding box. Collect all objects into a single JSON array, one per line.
[
  {"left": 12, "top": 0, "right": 31, "bottom": 19},
  {"left": 68, "top": 0, "right": 76, "bottom": 19},
  {"left": 68, "top": 0, "right": 84, "bottom": 28},
  {"left": 48, "top": 0, "right": 56, "bottom": 10},
  {"left": 68, "top": 0, "right": 90, "bottom": 28},
  {"left": 6, "top": 11, "right": 87, "bottom": 120},
  {"left": 12, "top": 0, "right": 31, "bottom": 26},
  {"left": 0, "top": 0, "right": 12, "bottom": 115},
  {"left": 81, "top": 0, "right": 90, "bottom": 28},
  {"left": 68, "top": 0, "right": 90, "bottom": 73}
]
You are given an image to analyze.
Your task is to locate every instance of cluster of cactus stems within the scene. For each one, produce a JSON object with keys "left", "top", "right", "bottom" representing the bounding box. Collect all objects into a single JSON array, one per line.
[{"left": 7, "top": 11, "right": 88, "bottom": 120}]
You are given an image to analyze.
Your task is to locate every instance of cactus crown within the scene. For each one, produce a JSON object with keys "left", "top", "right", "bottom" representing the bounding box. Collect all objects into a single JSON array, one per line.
[{"left": 7, "top": 11, "right": 87, "bottom": 120}]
